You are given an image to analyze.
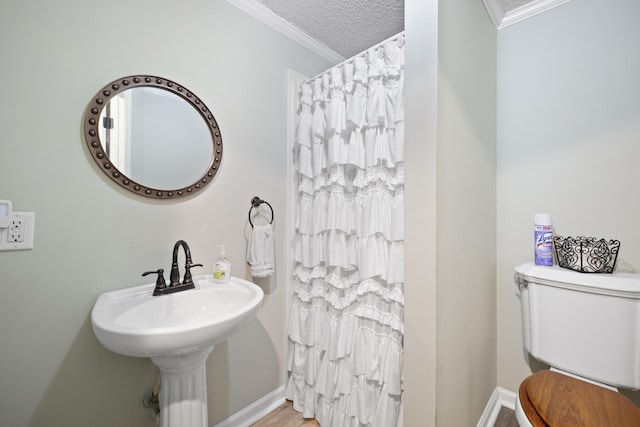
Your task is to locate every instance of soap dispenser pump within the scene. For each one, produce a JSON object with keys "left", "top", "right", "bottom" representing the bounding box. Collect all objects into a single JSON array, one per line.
[{"left": 213, "top": 245, "right": 231, "bottom": 284}]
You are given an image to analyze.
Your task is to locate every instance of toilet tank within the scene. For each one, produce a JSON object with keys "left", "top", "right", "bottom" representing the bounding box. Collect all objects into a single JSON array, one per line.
[{"left": 515, "top": 262, "right": 640, "bottom": 390}]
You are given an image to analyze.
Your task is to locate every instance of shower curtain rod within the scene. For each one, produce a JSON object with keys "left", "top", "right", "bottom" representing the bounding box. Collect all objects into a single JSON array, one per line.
[{"left": 304, "top": 30, "right": 405, "bottom": 84}]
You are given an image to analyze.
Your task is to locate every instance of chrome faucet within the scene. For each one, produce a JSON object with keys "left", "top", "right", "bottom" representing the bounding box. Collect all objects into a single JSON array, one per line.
[{"left": 143, "top": 240, "right": 202, "bottom": 296}]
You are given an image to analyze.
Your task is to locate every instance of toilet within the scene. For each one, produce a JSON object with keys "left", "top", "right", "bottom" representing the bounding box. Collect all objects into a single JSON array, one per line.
[{"left": 514, "top": 262, "right": 640, "bottom": 427}]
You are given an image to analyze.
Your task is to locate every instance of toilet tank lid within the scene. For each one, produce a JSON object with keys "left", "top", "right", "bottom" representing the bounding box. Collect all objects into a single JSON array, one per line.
[{"left": 515, "top": 262, "right": 640, "bottom": 299}]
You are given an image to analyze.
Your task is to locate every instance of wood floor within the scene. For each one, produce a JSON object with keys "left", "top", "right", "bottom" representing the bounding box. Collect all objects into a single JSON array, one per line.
[
  {"left": 251, "top": 401, "right": 518, "bottom": 427},
  {"left": 251, "top": 401, "right": 319, "bottom": 427},
  {"left": 494, "top": 406, "right": 518, "bottom": 427}
]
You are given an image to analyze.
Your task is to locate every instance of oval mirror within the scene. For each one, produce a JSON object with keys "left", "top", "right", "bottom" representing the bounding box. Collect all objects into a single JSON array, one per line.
[{"left": 84, "top": 75, "right": 222, "bottom": 199}]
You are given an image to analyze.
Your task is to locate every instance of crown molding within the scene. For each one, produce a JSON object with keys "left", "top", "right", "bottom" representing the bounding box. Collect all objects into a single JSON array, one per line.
[
  {"left": 483, "top": 0, "right": 573, "bottom": 29},
  {"left": 224, "top": 0, "right": 345, "bottom": 64}
]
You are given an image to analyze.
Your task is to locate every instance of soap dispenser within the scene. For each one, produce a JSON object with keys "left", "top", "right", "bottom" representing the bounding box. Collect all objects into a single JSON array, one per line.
[{"left": 213, "top": 245, "right": 231, "bottom": 284}]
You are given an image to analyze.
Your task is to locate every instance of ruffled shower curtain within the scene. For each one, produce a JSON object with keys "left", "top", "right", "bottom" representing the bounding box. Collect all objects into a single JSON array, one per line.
[{"left": 287, "top": 33, "right": 405, "bottom": 427}]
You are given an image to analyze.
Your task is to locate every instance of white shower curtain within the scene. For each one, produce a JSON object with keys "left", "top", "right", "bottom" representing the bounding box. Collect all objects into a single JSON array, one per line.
[{"left": 287, "top": 33, "right": 405, "bottom": 427}]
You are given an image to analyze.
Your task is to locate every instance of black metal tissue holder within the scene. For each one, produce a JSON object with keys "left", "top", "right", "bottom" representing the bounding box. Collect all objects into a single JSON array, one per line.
[
  {"left": 248, "top": 196, "right": 274, "bottom": 228},
  {"left": 554, "top": 235, "right": 621, "bottom": 273}
]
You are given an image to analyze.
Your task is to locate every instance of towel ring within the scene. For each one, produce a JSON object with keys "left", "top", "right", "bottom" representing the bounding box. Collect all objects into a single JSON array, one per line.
[{"left": 248, "top": 196, "right": 274, "bottom": 228}]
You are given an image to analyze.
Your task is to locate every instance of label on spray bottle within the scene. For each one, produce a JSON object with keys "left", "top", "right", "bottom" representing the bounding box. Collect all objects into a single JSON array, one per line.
[{"left": 534, "top": 213, "right": 553, "bottom": 266}]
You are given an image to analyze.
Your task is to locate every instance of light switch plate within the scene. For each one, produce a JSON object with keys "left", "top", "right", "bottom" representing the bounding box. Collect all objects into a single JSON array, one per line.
[
  {"left": 0, "top": 212, "right": 34, "bottom": 251},
  {"left": 0, "top": 199, "right": 12, "bottom": 228}
]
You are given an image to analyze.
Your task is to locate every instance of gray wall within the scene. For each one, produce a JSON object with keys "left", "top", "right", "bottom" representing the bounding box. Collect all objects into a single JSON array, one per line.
[
  {"left": 11, "top": 0, "right": 625, "bottom": 425},
  {"left": 497, "top": 0, "right": 640, "bottom": 404},
  {"left": 404, "top": 0, "right": 439, "bottom": 424},
  {"left": 0, "top": 1, "right": 330, "bottom": 426},
  {"left": 404, "top": 0, "right": 497, "bottom": 425},
  {"left": 406, "top": 0, "right": 640, "bottom": 424},
  {"left": 435, "top": 0, "right": 497, "bottom": 424}
]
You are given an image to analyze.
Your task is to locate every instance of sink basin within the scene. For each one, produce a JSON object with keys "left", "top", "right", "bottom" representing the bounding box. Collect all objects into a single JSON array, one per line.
[
  {"left": 91, "top": 275, "right": 264, "bottom": 358},
  {"left": 91, "top": 269, "right": 264, "bottom": 427}
]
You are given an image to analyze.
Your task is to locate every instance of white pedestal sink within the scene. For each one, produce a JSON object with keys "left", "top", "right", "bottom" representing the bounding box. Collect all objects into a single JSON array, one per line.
[
  {"left": 91, "top": 275, "right": 264, "bottom": 427},
  {"left": 151, "top": 347, "right": 213, "bottom": 427}
]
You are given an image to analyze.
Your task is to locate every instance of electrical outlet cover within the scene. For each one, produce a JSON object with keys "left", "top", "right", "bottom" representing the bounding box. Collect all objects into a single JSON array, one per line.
[
  {"left": 0, "top": 212, "right": 34, "bottom": 251},
  {"left": 9, "top": 217, "right": 25, "bottom": 242}
]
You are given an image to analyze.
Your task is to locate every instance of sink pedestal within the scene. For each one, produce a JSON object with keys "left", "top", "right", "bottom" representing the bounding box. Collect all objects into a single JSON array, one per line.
[{"left": 151, "top": 346, "right": 214, "bottom": 427}]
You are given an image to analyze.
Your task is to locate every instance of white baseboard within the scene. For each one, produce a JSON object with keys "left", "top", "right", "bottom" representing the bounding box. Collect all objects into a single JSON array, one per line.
[
  {"left": 213, "top": 385, "right": 286, "bottom": 427},
  {"left": 476, "top": 386, "right": 517, "bottom": 427}
]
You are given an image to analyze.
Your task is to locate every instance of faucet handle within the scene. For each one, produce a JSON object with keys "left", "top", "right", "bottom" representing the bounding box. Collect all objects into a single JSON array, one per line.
[
  {"left": 143, "top": 269, "right": 167, "bottom": 296},
  {"left": 183, "top": 263, "right": 203, "bottom": 285}
]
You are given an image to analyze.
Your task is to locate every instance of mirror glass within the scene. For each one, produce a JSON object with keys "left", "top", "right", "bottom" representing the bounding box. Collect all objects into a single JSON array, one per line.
[
  {"left": 84, "top": 76, "right": 222, "bottom": 199},
  {"left": 98, "top": 87, "right": 213, "bottom": 190}
]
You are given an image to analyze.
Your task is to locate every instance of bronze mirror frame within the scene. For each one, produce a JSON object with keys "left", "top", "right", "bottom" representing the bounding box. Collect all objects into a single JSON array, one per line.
[{"left": 84, "top": 75, "right": 223, "bottom": 199}]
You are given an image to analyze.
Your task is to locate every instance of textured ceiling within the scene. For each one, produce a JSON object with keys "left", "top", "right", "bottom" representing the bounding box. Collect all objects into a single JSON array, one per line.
[
  {"left": 255, "top": 0, "right": 555, "bottom": 59},
  {"left": 259, "top": 0, "right": 404, "bottom": 58},
  {"left": 501, "top": 0, "right": 537, "bottom": 13}
]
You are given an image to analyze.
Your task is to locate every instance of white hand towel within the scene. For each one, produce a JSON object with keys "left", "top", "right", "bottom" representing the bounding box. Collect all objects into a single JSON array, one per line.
[{"left": 247, "top": 223, "right": 275, "bottom": 277}]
